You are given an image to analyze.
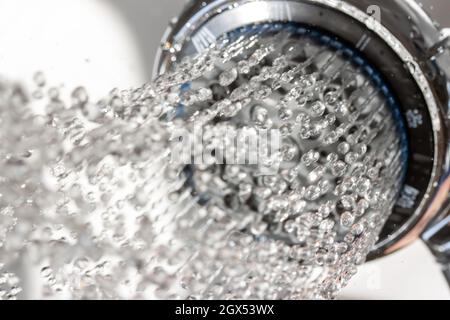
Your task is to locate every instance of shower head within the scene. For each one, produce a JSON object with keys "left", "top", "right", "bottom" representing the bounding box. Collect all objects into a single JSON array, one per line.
[{"left": 154, "top": 0, "right": 450, "bottom": 262}]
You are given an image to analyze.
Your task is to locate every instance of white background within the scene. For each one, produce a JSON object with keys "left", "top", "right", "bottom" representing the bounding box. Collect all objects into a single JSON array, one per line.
[{"left": 0, "top": 0, "right": 449, "bottom": 299}]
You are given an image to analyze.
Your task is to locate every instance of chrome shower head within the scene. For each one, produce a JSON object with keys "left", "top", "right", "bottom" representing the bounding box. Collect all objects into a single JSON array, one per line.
[{"left": 154, "top": 0, "right": 450, "bottom": 264}]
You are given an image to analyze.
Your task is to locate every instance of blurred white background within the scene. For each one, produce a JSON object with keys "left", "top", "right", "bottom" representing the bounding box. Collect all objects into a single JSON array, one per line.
[{"left": 0, "top": 0, "right": 449, "bottom": 299}]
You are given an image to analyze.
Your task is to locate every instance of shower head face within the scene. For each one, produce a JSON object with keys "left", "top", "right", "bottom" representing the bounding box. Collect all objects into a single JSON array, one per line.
[{"left": 155, "top": 0, "right": 450, "bottom": 259}]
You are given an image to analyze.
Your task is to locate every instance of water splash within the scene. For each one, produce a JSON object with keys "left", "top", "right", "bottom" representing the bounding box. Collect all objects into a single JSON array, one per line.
[{"left": 0, "top": 24, "right": 404, "bottom": 300}]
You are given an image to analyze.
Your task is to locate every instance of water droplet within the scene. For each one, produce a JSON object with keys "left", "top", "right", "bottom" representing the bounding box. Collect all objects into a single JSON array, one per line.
[
  {"left": 33, "top": 71, "right": 46, "bottom": 87},
  {"left": 219, "top": 68, "right": 238, "bottom": 86},
  {"left": 340, "top": 212, "right": 355, "bottom": 228}
]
